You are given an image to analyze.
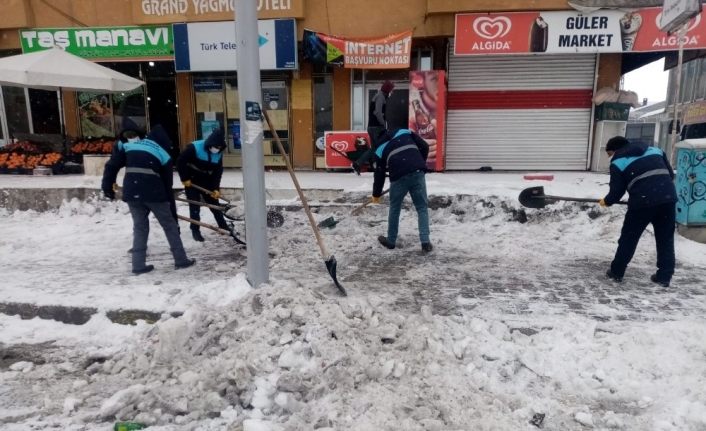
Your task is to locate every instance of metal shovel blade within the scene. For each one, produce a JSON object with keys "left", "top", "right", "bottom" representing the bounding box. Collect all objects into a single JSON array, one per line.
[
  {"left": 518, "top": 186, "right": 550, "bottom": 209},
  {"left": 317, "top": 216, "right": 340, "bottom": 229},
  {"left": 324, "top": 256, "right": 347, "bottom": 296}
]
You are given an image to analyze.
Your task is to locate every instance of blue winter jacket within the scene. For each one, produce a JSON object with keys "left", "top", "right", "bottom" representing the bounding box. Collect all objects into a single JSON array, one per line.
[
  {"left": 372, "top": 129, "right": 429, "bottom": 197},
  {"left": 102, "top": 125, "right": 175, "bottom": 203},
  {"left": 176, "top": 130, "right": 225, "bottom": 190},
  {"left": 604, "top": 142, "right": 677, "bottom": 209}
]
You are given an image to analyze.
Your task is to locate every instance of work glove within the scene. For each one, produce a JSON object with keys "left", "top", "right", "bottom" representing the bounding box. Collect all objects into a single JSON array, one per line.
[
  {"left": 211, "top": 189, "right": 221, "bottom": 199},
  {"left": 371, "top": 196, "right": 381, "bottom": 204},
  {"left": 598, "top": 198, "right": 607, "bottom": 207},
  {"left": 182, "top": 179, "right": 192, "bottom": 188}
]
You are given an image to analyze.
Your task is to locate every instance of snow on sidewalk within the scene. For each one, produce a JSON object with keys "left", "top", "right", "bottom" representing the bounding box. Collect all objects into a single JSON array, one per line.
[{"left": 1, "top": 171, "right": 706, "bottom": 430}]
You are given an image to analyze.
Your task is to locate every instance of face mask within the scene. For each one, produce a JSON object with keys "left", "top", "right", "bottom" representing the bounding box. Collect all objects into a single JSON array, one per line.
[
  {"left": 209, "top": 147, "right": 221, "bottom": 154},
  {"left": 127, "top": 137, "right": 140, "bottom": 143}
]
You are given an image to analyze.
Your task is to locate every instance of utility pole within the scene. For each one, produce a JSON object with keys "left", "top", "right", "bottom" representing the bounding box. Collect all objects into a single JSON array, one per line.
[
  {"left": 669, "top": 23, "right": 687, "bottom": 164},
  {"left": 234, "top": 0, "right": 269, "bottom": 286}
]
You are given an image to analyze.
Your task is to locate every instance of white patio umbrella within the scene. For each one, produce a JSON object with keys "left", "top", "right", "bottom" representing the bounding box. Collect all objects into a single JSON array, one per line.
[
  {"left": 0, "top": 47, "right": 144, "bottom": 139},
  {"left": 0, "top": 47, "right": 144, "bottom": 92}
]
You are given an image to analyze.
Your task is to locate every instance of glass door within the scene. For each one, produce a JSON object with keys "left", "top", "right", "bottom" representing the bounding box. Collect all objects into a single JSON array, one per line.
[{"left": 365, "top": 83, "right": 409, "bottom": 130}]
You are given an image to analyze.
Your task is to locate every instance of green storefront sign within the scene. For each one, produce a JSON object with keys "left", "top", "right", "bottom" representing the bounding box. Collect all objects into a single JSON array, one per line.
[{"left": 20, "top": 26, "right": 173, "bottom": 59}]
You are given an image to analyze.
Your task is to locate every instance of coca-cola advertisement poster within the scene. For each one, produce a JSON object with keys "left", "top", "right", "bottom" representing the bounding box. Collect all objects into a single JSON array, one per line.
[
  {"left": 409, "top": 71, "right": 446, "bottom": 171},
  {"left": 324, "top": 131, "right": 371, "bottom": 169}
]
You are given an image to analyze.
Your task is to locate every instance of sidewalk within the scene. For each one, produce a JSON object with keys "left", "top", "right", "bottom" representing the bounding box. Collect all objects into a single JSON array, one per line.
[{"left": 0, "top": 169, "right": 611, "bottom": 200}]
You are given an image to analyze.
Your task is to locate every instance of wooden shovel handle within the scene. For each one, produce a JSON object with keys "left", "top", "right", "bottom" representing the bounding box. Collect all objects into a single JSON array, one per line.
[
  {"left": 262, "top": 110, "right": 330, "bottom": 259},
  {"left": 177, "top": 215, "right": 230, "bottom": 235},
  {"left": 351, "top": 188, "right": 390, "bottom": 215},
  {"left": 188, "top": 183, "right": 231, "bottom": 204},
  {"left": 175, "top": 196, "right": 227, "bottom": 212}
]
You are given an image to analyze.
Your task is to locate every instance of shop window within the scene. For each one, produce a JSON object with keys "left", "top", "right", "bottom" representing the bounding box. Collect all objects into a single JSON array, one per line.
[
  {"left": 696, "top": 58, "right": 706, "bottom": 100},
  {"left": 351, "top": 70, "right": 409, "bottom": 131},
  {"left": 262, "top": 81, "right": 290, "bottom": 155},
  {"left": 352, "top": 84, "right": 365, "bottom": 131},
  {"left": 313, "top": 74, "right": 333, "bottom": 154},
  {"left": 1, "top": 85, "right": 60, "bottom": 142},
  {"left": 28, "top": 89, "right": 60, "bottom": 135},
  {"left": 0, "top": 101, "right": 4, "bottom": 144},
  {"left": 113, "top": 88, "right": 147, "bottom": 134},
  {"left": 194, "top": 78, "right": 226, "bottom": 141},
  {"left": 78, "top": 92, "right": 114, "bottom": 137},
  {"left": 677, "top": 60, "right": 699, "bottom": 104},
  {"left": 2, "top": 86, "right": 31, "bottom": 138},
  {"left": 415, "top": 49, "right": 433, "bottom": 71},
  {"left": 626, "top": 123, "right": 655, "bottom": 143},
  {"left": 192, "top": 76, "right": 290, "bottom": 156},
  {"left": 78, "top": 88, "right": 146, "bottom": 138},
  {"left": 366, "top": 87, "right": 409, "bottom": 130},
  {"left": 225, "top": 79, "right": 240, "bottom": 151}
]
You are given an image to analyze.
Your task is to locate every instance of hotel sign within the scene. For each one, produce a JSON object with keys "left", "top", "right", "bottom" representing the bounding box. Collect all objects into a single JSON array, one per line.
[{"left": 134, "top": 0, "right": 305, "bottom": 24}]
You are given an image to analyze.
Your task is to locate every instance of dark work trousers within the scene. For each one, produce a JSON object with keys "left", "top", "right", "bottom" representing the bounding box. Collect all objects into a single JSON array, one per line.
[
  {"left": 128, "top": 201, "right": 190, "bottom": 271},
  {"left": 355, "top": 126, "right": 386, "bottom": 169},
  {"left": 610, "top": 202, "right": 676, "bottom": 282},
  {"left": 387, "top": 171, "right": 430, "bottom": 245},
  {"left": 184, "top": 187, "right": 229, "bottom": 231}
]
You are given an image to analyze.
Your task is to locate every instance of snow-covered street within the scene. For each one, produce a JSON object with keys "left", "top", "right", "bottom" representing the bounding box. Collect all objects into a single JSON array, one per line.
[{"left": 1, "top": 171, "right": 705, "bottom": 430}]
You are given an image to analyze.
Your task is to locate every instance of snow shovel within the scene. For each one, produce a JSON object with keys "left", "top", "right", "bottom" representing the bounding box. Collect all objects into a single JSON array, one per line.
[
  {"left": 175, "top": 195, "right": 284, "bottom": 228},
  {"left": 518, "top": 186, "right": 627, "bottom": 209},
  {"left": 264, "top": 109, "right": 347, "bottom": 296},
  {"left": 318, "top": 189, "right": 391, "bottom": 229},
  {"left": 177, "top": 215, "right": 246, "bottom": 245},
  {"left": 182, "top": 183, "right": 284, "bottom": 228}
]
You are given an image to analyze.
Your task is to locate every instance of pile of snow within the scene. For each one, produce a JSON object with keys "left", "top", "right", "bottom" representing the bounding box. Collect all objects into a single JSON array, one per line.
[{"left": 32, "top": 281, "right": 705, "bottom": 430}]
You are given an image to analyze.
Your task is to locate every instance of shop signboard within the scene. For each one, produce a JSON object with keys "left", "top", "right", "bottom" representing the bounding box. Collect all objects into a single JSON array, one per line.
[
  {"left": 20, "top": 26, "right": 173, "bottom": 59},
  {"left": 409, "top": 71, "right": 446, "bottom": 172},
  {"left": 660, "top": 0, "right": 702, "bottom": 33},
  {"left": 454, "top": 7, "right": 706, "bottom": 55},
  {"left": 683, "top": 100, "right": 706, "bottom": 125},
  {"left": 324, "top": 131, "right": 371, "bottom": 169},
  {"left": 134, "top": 0, "right": 305, "bottom": 24},
  {"left": 626, "top": 8, "right": 704, "bottom": 52},
  {"left": 303, "top": 29, "right": 412, "bottom": 69},
  {"left": 173, "top": 19, "right": 297, "bottom": 71}
]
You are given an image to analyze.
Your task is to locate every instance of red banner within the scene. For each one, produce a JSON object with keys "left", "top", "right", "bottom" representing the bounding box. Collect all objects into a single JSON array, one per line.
[
  {"left": 628, "top": 8, "right": 704, "bottom": 52},
  {"left": 304, "top": 29, "right": 412, "bottom": 69},
  {"left": 324, "top": 131, "right": 371, "bottom": 169},
  {"left": 455, "top": 8, "right": 706, "bottom": 55},
  {"left": 409, "top": 71, "right": 446, "bottom": 171}
]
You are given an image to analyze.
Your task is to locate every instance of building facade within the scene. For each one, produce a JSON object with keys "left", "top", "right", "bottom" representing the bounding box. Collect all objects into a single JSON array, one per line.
[{"left": 2, "top": 0, "right": 696, "bottom": 171}]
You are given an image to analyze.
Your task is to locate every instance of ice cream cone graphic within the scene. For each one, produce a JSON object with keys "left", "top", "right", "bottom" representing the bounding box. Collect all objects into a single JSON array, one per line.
[
  {"left": 620, "top": 12, "right": 642, "bottom": 51},
  {"left": 529, "top": 16, "right": 548, "bottom": 53}
]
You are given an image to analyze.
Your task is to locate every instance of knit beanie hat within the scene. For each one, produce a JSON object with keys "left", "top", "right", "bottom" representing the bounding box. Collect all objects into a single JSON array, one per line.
[
  {"left": 606, "top": 136, "right": 629, "bottom": 152},
  {"left": 205, "top": 127, "right": 226, "bottom": 149},
  {"left": 381, "top": 80, "right": 395, "bottom": 94}
]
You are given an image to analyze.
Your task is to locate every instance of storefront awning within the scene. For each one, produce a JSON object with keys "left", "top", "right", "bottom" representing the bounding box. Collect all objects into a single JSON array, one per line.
[{"left": 622, "top": 51, "right": 667, "bottom": 75}]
